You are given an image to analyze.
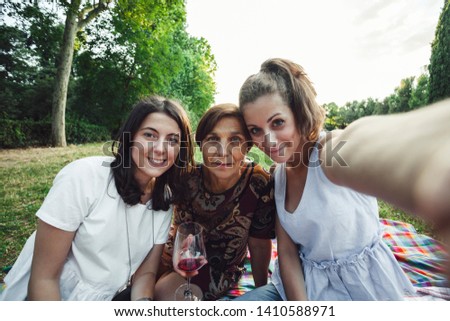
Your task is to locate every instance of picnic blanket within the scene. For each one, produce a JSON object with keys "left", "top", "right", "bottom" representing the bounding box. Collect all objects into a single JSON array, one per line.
[{"left": 226, "top": 219, "right": 449, "bottom": 300}]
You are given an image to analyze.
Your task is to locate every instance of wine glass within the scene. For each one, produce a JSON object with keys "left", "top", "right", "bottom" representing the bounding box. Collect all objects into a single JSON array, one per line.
[{"left": 173, "top": 222, "right": 207, "bottom": 301}]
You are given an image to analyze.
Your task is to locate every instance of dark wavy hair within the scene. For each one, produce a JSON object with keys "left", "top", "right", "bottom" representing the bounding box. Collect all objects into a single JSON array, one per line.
[{"left": 110, "top": 95, "right": 194, "bottom": 211}]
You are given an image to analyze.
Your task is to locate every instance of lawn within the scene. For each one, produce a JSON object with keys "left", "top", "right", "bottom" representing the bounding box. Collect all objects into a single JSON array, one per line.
[{"left": 0, "top": 143, "right": 435, "bottom": 281}]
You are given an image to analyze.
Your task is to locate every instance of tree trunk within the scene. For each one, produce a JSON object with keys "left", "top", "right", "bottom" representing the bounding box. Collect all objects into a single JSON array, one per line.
[{"left": 51, "top": 2, "right": 80, "bottom": 147}]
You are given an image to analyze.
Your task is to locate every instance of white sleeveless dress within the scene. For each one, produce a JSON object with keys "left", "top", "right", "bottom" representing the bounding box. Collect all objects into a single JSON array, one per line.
[{"left": 270, "top": 137, "right": 416, "bottom": 300}]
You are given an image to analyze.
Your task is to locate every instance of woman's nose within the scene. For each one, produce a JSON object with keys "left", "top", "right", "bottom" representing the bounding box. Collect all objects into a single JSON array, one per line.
[
  {"left": 216, "top": 140, "right": 228, "bottom": 156},
  {"left": 263, "top": 131, "right": 276, "bottom": 147},
  {"left": 151, "top": 139, "right": 166, "bottom": 155},
  {"left": 203, "top": 140, "right": 227, "bottom": 156}
]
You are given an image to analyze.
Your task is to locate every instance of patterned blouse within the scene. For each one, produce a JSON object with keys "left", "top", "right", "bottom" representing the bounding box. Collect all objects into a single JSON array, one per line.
[{"left": 160, "top": 162, "right": 276, "bottom": 300}]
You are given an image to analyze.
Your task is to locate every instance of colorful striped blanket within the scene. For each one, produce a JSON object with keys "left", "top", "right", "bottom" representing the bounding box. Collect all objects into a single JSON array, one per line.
[{"left": 226, "top": 219, "right": 449, "bottom": 299}]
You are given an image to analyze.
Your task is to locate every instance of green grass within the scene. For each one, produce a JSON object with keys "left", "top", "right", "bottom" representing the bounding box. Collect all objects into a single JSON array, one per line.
[
  {"left": 0, "top": 143, "right": 436, "bottom": 281},
  {"left": 0, "top": 143, "right": 109, "bottom": 281}
]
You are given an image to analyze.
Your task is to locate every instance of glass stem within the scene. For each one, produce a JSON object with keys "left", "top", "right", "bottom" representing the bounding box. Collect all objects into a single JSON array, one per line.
[{"left": 185, "top": 277, "right": 193, "bottom": 299}]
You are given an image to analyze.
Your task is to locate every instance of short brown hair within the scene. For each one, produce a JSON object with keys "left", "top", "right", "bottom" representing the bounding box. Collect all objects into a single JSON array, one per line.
[{"left": 195, "top": 103, "right": 253, "bottom": 150}]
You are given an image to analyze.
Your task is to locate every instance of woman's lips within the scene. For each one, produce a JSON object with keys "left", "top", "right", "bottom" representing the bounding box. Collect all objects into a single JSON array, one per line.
[{"left": 148, "top": 158, "right": 167, "bottom": 167}]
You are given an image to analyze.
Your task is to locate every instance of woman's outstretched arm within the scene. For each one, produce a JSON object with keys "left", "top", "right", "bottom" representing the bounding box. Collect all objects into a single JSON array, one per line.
[
  {"left": 321, "top": 98, "right": 450, "bottom": 225},
  {"left": 320, "top": 98, "right": 450, "bottom": 277}
]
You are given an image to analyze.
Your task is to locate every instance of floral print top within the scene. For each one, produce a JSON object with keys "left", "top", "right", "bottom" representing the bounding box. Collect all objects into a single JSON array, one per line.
[{"left": 160, "top": 162, "right": 276, "bottom": 300}]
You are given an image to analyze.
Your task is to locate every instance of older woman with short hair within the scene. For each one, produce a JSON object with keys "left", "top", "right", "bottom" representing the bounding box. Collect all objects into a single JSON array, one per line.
[{"left": 155, "top": 103, "right": 276, "bottom": 301}]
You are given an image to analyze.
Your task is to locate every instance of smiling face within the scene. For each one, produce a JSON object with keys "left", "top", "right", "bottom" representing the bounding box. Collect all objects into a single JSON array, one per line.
[
  {"left": 131, "top": 112, "right": 181, "bottom": 187},
  {"left": 242, "top": 93, "right": 304, "bottom": 164},
  {"left": 201, "top": 116, "right": 248, "bottom": 182}
]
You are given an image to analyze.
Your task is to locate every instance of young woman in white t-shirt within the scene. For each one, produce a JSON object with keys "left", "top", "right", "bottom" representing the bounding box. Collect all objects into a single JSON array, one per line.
[
  {"left": 1, "top": 95, "right": 194, "bottom": 301},
  {"left": 236, "top": 58, "right": 450, "bottom": 300}
]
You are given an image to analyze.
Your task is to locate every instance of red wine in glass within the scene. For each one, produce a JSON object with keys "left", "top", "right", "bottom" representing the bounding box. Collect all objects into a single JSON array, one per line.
[
  {"left": 173, "top": 222, "right": 207, "bottom": 301},
  {"left": 177, "top": 258, "right": 205, "bottom": 272}
]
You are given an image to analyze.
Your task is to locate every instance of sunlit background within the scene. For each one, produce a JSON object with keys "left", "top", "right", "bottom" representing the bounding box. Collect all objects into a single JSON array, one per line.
[{"left": 186, "top": 0, "right": 442, "bottom": 105}]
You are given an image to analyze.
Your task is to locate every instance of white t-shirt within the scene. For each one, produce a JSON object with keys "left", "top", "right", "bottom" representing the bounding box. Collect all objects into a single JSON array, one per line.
[{"left": 1, "top": 156, "right": 172, "bottom": 300}]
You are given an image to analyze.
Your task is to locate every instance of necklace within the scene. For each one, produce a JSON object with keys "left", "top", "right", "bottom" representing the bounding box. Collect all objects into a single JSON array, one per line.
[
  {"left": 115, "top": 206, "right": 132, "bottom": 294},
  {"left": 115, "top": 202, "right": 155, "bottom": 296}
]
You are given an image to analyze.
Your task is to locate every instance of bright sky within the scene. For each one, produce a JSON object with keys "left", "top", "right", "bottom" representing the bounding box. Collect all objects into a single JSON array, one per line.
[{"left": 186, "top": 0, "right": 443, "bottom": 106}]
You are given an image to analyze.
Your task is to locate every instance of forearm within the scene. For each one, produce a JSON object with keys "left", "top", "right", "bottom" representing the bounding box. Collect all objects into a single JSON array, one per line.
[
  {"left": 27, "top": 220, "right": 74, "bottom": 301},
  {"left": 248, "top": 238, "right": 272, "bottom": 287},
  {"left": 279, "top": 255, "right": 307, "bottom": 301},
  {"left": 131, "top": 272, "right": 156, "bottom": 301},
  {"left": 27, "top": 277, "right": 61, "bottom": 300},
  {"left": 132, "top": 244, "right": 165, "bottom": 301}
]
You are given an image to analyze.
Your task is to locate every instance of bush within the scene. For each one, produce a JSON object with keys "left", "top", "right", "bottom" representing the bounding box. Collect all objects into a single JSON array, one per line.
[
  {"left": 66, "top": 120, "right": 111, "bottom": 145},
  {"left": 0, "top": 119, "right": 111, "bottom": 148}
]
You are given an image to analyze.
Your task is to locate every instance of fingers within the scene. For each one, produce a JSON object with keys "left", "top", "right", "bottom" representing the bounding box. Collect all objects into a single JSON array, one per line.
[{"left": 182, "top": 234, "right": 195, "bottom": 251}]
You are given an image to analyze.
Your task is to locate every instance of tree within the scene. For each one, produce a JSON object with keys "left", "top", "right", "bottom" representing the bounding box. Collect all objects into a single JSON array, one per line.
[
  {"left": 429, "top": 0, "right": 450, "bottom": 103},
  {"left": 72, "top": 0, "right": 216, "bottom": 133},
  {"left": 323, "top": 102, "right": 343, "bottom": 130},
  {"left": 51, "top": 0, "right": 112, "bottom": 147},
  {"left": 163, "top": 31, "right": 216, "bottom": 128},
  {"left": 388, "top": 77, "right": 414, "bottom": 114},
  {"left": 1, "top": 1, "right": 217, "bottom": 147},
  {"left": 0, "top": 3, "right": 63, "bottom": 121},
  {"left": 364, "top": 97, "right": 378, "bottom": 116},
  {"left": 409, "top": 73, "right": 429, "bottom": 109}
]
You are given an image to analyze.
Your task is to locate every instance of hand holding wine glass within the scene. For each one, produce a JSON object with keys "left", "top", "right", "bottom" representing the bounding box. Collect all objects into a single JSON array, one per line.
[{"left": 173, "top": 222, "right": 207, "bottom": 301}]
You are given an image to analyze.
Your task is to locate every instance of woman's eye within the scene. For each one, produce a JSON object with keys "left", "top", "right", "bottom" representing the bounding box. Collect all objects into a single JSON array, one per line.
[
  {"left": 272, "top": 119, "right": 284, "bottom": 127},
  {"left": 143, "top": 132, "right": 156, "bottom": 139},
  {"left": 230, "top": 136, "right": 242, "bottom": 144},
  {"left": 167, "top": 137, "right": 179, "bottom": 146},
  {"left": 249, "top": 127, "right": 261, "bottom": 136},
  {"left": 206, "top": 136, "right": 219, "bottom": 142}
]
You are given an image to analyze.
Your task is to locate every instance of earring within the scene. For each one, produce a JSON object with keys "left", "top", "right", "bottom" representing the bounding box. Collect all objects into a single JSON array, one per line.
[{"left": 164, "top": 183, "right": 173, "bottom": 202}]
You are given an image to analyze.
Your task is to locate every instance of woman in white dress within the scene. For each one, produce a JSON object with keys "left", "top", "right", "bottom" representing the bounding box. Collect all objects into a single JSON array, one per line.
[
  {"left": 1, "top": 95, "right": 194, "bottom": 301},
  {"left": 236, "top": 58, "right": 450, "bottom": 300}
]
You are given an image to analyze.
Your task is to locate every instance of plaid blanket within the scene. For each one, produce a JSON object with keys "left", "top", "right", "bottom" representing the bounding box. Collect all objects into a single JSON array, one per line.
[
  {"left": 226, "top": 219, "right": 449, "bottom": 299},
  {"left": 380, "top": 218, "right": 448, "bottom": 288}
]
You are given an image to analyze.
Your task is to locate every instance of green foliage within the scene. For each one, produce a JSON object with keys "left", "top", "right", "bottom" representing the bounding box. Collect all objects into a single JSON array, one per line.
[
  {"left": 388, "top": 77, "right": 414, "bottom": 114},
  {"left": 0, "top": 119, "right": 52, "bottom": 148},
  {"left": 2, "top": 1, "right": 217, "bottom": 147},
  {"left": 162, "top": 32, "right": 217, "bottom": 129},
  {"left": 72, "top": 0, "right": 216, "bottom": 133},
  {"left": 65, "top": 118, "right": 111, "bottom": 144},
  {"left": 324, "top": 73, "right": 430, "bottom": 130},
  {"left": 429, "top": 0, "right": 450, "bottom": 103},
  {"left": 0, "top": 119, "right": 110, "bottom": 148},
  {"left": 323, "top": 102, "right": 342, "bottom": 130},
  {"left": 409, "top": 73, "right": 429, "bottom": 108},
  {"left": 0, "top": 4, "right": 64, "bottom": 121}
]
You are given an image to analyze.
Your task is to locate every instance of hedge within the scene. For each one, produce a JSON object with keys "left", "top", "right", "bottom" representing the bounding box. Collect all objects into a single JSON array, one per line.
[{"left": 0, "top": 119, "right": 111, "bottom": 148}]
